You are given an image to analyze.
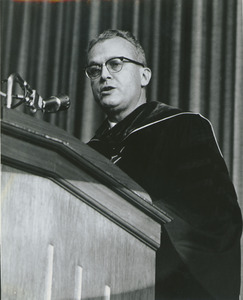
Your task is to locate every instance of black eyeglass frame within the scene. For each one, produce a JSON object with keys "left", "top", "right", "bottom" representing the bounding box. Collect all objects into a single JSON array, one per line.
[{"left": 85, "top": 56, "right": 145, "bottom": 79}]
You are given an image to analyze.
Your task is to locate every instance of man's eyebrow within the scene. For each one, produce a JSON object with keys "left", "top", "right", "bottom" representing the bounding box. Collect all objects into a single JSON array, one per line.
[
  {"left": 88, "top": 56, "right": 120, "bottom": 66},
  {"left": 87, "top": 60, "right": 100, "bottom": 66}
]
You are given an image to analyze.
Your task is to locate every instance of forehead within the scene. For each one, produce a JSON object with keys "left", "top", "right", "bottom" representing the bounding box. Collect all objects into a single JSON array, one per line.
[{"left": 88, "top": 37, "right": 137, "bottom": 64}]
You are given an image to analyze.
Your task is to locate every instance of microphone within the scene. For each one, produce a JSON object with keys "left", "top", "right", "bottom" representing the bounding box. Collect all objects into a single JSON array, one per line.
[
  {"left": 41, "top": 94, "right": 70, "bottom": 113},
  {"left": 2, "top": 73, "right": 71, "bottom": 113}
]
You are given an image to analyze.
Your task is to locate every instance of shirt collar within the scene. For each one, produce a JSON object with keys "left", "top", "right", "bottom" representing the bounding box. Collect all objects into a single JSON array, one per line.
[{"left": 108, "top": 120, "right": 117, "bottom": 128}]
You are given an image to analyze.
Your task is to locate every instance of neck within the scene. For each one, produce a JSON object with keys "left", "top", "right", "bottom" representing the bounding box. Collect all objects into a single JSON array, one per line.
[{"left": 107, "top": 95, "right": 147, "bottom": 123}]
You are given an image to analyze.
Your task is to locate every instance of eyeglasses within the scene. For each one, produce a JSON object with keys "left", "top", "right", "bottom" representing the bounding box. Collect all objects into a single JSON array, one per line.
[{"left": 85, "top": 56, "right": 144, "bottom": 80}]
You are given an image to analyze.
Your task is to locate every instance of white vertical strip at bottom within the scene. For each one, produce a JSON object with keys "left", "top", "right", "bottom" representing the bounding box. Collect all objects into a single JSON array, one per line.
[
  {"left": 104, "top": 285, "right": 111, "bottom": 300},
  {"left": 74, "top": 265, "right": 83, "bottom": 300},
  {"left": 44, "top": 244, "right": 54, "bottom": 300}
]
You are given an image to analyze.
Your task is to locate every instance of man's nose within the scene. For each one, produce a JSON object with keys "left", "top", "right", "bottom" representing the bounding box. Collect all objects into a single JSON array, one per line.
[{"left": 100, "top": 64, "right": 112, "bottom": 80}]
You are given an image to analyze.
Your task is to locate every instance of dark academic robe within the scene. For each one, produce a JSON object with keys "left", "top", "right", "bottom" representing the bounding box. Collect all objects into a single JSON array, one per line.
[{"left": 87, "top": 101, "right": 242, "bottom": 300}]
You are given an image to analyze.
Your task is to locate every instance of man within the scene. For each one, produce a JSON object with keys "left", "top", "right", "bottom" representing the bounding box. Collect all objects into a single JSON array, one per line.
[{"left": 86, "top": 29, "right": 242, "bottom": 299}]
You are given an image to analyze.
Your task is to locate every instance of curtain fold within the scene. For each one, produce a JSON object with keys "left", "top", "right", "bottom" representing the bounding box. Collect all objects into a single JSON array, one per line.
[
  {"left": 189, "top": 0, "right": 205, "bottom": 113},
  {"left": 66, "top": 0, "right": 82, "bottom": 134},
  {"left": 222, "top": 0, "right": 236, "bottom": 173},
  {"left": 208, "top": 0, "right": 224, "bottom": 139},
  {"left": 1, "top": 0, "right": 242, "bottom": 208},
  {"left": 80, "top": 0, "right": 102, "bottom": 141},
  {"left": 233, "top": 0, "right": 243, "bottom": 205},
  {"left": 150, "top": 0, "right": 162, "bottom": 102}
]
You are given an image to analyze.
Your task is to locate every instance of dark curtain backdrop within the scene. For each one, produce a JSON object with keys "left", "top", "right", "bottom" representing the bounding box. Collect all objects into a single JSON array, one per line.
[{"left": 1, "top": 0, "right": 242, "bottom": 215}]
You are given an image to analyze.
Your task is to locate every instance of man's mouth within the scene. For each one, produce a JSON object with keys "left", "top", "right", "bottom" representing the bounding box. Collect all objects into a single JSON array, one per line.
[{"left": 100, "top": 86, "right": 115, "bottom": 93}]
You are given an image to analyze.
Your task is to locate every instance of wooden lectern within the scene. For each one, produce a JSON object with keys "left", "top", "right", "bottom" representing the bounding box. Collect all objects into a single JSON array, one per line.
[{"left": 1, "top": 107, "right": 170, "bottom": 300}]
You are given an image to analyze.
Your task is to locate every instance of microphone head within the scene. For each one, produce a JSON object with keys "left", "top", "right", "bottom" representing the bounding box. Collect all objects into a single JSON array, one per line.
[{"left": 42, "top": 94, "right": 70, "bottom": 113}]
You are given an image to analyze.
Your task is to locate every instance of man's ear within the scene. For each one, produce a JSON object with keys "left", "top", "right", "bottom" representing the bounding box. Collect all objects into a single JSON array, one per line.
[{"left": 140, "top": 67, "right": 152, "bottom": 87}]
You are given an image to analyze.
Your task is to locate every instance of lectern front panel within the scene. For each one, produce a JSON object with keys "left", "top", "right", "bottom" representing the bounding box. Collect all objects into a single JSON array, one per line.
[{"left": 2, "top": 166, "right": 156, "bottom": 300}]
